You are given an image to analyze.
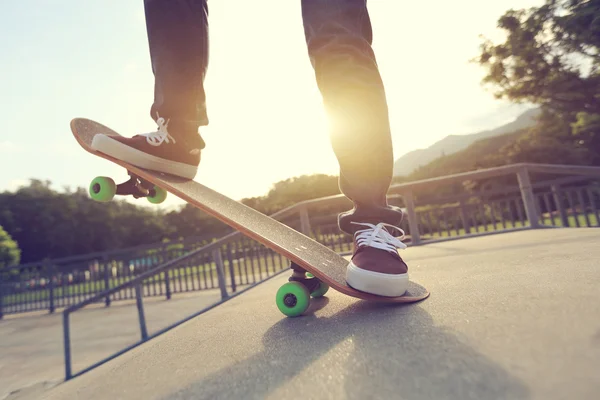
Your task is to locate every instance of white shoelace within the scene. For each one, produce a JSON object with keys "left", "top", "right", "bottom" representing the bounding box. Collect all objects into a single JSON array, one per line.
[
  {"left": 352, "top": 222, "right": 407, "bottom": 253},
  {"left": 141, "top": 116, "right": 176, "bottom": 146}
]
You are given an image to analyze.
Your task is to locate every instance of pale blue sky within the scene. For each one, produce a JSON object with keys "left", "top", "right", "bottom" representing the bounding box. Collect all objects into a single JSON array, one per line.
[{"left": 1, "top": 0, "right": 540, "bottom": 208}]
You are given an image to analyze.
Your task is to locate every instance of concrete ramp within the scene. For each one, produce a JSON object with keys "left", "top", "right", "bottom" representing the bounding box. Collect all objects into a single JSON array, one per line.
[{"left": 43, "top": 229, "right": 600, "bottom": 400}]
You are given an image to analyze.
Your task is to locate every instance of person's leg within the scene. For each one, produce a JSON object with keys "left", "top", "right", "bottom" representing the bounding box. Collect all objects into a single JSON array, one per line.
[
  {"left": 301, "top": 0, "right": 408, "bottom": 297},
  {"left": 91, "top": 0, "right": 208, "bottom": 179},
  {"left": 300, "top": 0, "right": 403, "bottom": 234},
  {"left": 146, "top": 0, "right": 209, "bottom": 132}
]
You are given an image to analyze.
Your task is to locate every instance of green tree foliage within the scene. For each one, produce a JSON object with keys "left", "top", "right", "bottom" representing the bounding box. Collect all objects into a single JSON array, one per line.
[
  {"left": 408, "top": 130, "right": 526, "bottom": 181},
  {"left": 498, "top": 110, "right": 593, "bottom": 164},
  {"left": 0, "top": 225, "right": 20, "bottom": 268},
  {"left": 240, "top": 174, "right": 341, "bottom": 214},
  {"left": 476, "top": 0, "right": 599, "bottom": 113},
  {"left": 0, "top": 174, "right": 342, "bottom": 263},
  {"left": 393, "top": 0, "right": 600, "bottom": 191},
  {"left": 475, "top": 0, "right": 600, "bottom": 163},
  {"left": 0, "top": 179, "right": 169, "bottom": 263},
  {"left": 392, "top": 114, "right": 595, "bottom": 193},
  {"left": 571, "top": 111, "right": 600, "bottom": 161},
  {"left": 165, "top": 204, "right": 230, "bottom": 240}
]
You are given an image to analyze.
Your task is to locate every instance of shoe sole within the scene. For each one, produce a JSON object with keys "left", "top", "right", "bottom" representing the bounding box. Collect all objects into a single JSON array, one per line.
[
  {"left": 91, "top": 135, "right": 198, "bottom": 180},
  {"left": 346, "top": 261, "right": 409, "bottom": 297}
]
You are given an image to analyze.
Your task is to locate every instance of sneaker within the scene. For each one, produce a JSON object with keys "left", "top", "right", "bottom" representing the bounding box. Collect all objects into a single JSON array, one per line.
[
  {"left": 91, "top": 116, "right": 204, "bottom": 179},
  {"left": 345, "top": 222, "right": 409, "bottom": 297}
]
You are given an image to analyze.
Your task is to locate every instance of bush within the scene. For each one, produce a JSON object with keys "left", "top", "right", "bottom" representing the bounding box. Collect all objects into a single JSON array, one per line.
[{"left": 0, "top": 225, "right": 20, "bottom": 268}]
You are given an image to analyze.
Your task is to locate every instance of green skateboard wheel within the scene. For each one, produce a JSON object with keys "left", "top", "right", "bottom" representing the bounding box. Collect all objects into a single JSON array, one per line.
[
  {"left": 310, "top": 282, "right": 329, "bottom": 298},
  {"left": 147, "top": 185, "right": 167, "bottom": 204},
  {"left": 276, "top": 282, "right": 310, "bottom": 317},
  {"left": 89, "top": 176, "right": 116, "bottom": 202},
  {"left": 305, "top": 272, "right": 328, "bottom": 297}
]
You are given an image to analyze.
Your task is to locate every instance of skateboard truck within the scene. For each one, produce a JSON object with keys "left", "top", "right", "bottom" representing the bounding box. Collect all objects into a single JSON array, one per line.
[
  {"left": 88, "top": 171, "right": 168, "bottom": 204},
  {"left": 275, "top": 262, "right": 330, "bottom": 317},
  {"left": 116, "top": 172, "right": 155, "bottom": 198},
  {"left": 288, "top": 262, "right": 323, "bottom": 293}
]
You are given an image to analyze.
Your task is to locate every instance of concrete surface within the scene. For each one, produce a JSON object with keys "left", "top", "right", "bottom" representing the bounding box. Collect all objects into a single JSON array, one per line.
[
  {"left": 0, "top": 289, "right": 223, "bottom": 400},
  {"left": 35, "top": 228, "right": 600, "bottom": 400}
]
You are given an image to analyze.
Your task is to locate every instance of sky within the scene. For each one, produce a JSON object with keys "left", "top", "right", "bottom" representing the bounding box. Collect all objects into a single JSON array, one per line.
[{"left": 0, "top": 0, "right": 542, "bottom": 209}]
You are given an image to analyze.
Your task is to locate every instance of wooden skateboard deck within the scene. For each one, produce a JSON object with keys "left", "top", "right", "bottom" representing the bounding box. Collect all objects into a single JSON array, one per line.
[{"left": 71, "top": 118, "right": 429, "bottom": 315}]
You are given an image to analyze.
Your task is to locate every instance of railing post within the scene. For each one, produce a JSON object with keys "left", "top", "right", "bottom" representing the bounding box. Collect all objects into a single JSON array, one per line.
[
  {"left": 212, "top": 248, "right": 229, "bottom": 300},
  {"left": 102, "top": 255, "right": 111, "bottom": 307},
  {"left": 63, "top": 312, "right": 72, "bottom": 380},
  {"left": 225, "top": 243, "right": 237, "bottom": 293},
  {"left": 135, "top": 284, "right": 148, "bottom": 341},
  {"left": 161, "top": 247, "right": 171, "bottom": 300},
  {"left": 48, "top": 263, "right": 55, "bottom": 315},
  {"left": 403, "top": 190, "right": 421, "bottom": 245},
  {"left": 588, "top": 187, "right": 600, "bottom": 226},
  {"left": 459, "top": 200, "right": 471, "bottom": 234},
  {"left": 551, "top": 185, "right": 569, "bottom": 227},
  {"left": 299, "top": 205, "right": 312, "bottom": 236},
  {"left": 0, "top": 279, "right": 4, "bottom": 320},
  {"left": 517, "top": 167, "right": 540, "bottom": 228}
]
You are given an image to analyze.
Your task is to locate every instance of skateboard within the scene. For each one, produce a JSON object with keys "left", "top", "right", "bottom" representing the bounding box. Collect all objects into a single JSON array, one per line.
[{"left": 71, "top": 118, "right": 429, "bottom": 317}]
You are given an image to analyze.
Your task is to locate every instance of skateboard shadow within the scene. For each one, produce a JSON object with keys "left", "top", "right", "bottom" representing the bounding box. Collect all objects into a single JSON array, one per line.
[
  {"left": 164, "top": 300, "right": 530, "bottom": 400},
  {"left": 305, "top": 296, "right": 330, "bottom": 314}
]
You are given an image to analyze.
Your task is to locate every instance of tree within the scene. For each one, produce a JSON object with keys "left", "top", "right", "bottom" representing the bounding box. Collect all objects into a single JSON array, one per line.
[
  {"left": 572, "top": 111, "right": 600, "bottom": 161},
  {"left": 0, "top": 179, "right": 170, "bottom": 263},
  {"left": 0, "top": 174, "right": 345, "bottom": 263},
  {"left": 0, "top": 225, "right": 20, "bottom": 268},
  {"left": 475, "top": 0, "right": 600, "bottom": 163},
  {"left": 476, "top": 0, "right": 600, "bottom": 114},
  {"left": 165, "top": 204, "right": 230, "bottom": 240},
  {"left": 241, "top": 174, "right": 341, "bottom": 215}
]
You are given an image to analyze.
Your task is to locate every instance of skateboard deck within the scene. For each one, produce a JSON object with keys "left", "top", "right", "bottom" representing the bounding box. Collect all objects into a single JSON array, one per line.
[{"left": 71, "top": 118, "right": 429, "bottom": 316}]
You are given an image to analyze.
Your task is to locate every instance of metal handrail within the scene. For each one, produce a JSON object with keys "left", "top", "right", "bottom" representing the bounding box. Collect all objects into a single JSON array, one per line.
[
  {"left": 10, "top": 163, "right": 600, "bottom": 273},
  {"left": 58, "top": 162, "right": 600, "bottom": 380},
  {"left": 63, "top": 162, "right": 600, "bottom": 304}
]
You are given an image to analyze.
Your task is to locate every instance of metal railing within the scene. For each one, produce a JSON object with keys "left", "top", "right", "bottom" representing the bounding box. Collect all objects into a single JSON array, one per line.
[
  {"left": 1, "top": 163, "right": 599, "bottom": 321},
  {"left": 49, "top": 162, "right": 600, "bottom": 381},
  {"left": 60, "top": 241, "right": 281, "bottom": 380},
  {"left": 0, "top": 235, "right": 220, "bottom": 318}
]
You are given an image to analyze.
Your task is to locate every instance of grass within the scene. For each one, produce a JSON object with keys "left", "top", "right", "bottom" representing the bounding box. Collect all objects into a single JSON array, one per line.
[{"left": 419, "top": 212, "right": 598, "bottom": 239}]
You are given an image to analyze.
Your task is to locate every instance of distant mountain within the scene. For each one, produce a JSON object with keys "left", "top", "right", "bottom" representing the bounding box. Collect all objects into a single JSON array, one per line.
[{"left": 393, "top": 108, "right": 541, "bottom": 176}]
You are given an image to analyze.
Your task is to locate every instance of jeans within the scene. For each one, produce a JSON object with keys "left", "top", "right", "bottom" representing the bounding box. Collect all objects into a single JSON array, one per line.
[{"left": 144, "top": 0, "right": 403, "bottom": 234}]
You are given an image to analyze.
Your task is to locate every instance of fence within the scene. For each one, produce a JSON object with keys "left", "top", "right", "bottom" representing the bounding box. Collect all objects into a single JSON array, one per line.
[
  {"left": 1, "top": 163, "right": 600, "bottom": 321},
  {"left": 0, "top": 235, "right": 219, "bottom": 318}
]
